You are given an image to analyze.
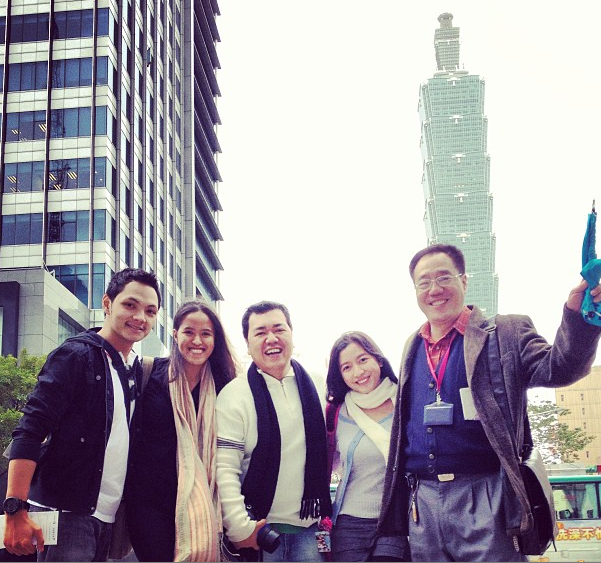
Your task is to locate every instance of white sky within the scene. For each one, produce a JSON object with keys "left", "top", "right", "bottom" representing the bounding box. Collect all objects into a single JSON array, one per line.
[{"left": 212, "top": 1, "right": 601, "bottom": 383}]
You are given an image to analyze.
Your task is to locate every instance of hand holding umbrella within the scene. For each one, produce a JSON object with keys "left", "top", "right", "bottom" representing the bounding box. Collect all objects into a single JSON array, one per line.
[{"left": 580, "top": 200, "right": 601, "bottom": 325}]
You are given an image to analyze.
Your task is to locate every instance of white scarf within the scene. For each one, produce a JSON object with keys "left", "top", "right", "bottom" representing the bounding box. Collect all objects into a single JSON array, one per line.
[{"left": 344, "top": 378, "right": 397, "bottom": 464}]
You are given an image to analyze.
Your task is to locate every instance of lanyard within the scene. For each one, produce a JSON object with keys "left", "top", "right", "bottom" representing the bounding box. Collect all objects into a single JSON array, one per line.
[{"left": 424, "top": 331, "right": 457, "bottom": 403}]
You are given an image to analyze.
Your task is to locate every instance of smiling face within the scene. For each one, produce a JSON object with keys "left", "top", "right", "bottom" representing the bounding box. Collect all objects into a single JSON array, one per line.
[
  {"left": 339, "top": 341, "right": 382, "bottom": 394},
  {"left": 173, "top": 310, "right": 215, "bottom": 370},
  {"left": 246, "top": 309, "right": 293, "bottom": 379},
  {"left": 413, "top": 251, "right": 467, "bottom": 340},
  {"left": 98, "top": 281, "right": 159, "bottom": 355}
]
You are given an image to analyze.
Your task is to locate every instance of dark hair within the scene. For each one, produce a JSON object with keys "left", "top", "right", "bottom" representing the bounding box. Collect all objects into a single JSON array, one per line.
[
  {"left": 241, "top": 301, "right": 293, "bottom": 341},
  {"left": 105, "top": 268, "right": 162, "bottom": 309},
  {"left": 326, "top": 331, "right": 398, "bottom": 404},
  {"left": 170, "top": 299, "right": 237, "bottom": 394},
  {"left": 408, "top": 244, "right": 466, "bottom": 280}
]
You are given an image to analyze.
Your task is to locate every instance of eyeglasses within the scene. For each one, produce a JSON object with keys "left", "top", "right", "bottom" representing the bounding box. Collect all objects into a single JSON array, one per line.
[{"left": 414, "top": 273, "right": 463, "bottom": 292}]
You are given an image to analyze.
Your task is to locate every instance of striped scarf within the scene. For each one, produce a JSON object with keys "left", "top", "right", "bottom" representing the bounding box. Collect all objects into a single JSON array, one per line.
[{"left": 169, "top": 362, "right": 221, "bottom": 562}]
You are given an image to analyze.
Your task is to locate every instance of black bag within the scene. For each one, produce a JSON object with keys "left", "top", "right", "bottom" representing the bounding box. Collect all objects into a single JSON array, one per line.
[
  {"left": 516, "top": 445, "right": 556, "bottom": 555},
  {"left": 484, "top": 317, "right": 556, "bottom": 556}
]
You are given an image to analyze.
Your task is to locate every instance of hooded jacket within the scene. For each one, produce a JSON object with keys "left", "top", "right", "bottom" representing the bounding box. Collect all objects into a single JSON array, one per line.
[
  {"left": 9, "top": 329, "right": 127, "bottom": 514},
  {"left": 377, "top": 305, "right": 601, "bottom": 540}
]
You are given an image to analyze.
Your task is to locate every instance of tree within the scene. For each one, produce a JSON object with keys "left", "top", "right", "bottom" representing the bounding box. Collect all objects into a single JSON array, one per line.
[
  {"left": 0, "top": 350, "right": 45, "bottom": 471},
  {"left": 528, "top": 400, "right": 595, "bottom": 464}
]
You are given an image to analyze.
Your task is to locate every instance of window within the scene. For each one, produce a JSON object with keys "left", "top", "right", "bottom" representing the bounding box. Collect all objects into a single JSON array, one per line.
[
  {"left": 95, "top": 57, "right": 109, "bottom": 87},
  {"left": 93, "top": 209, "right": 106, "bottom": 240},
  {"left": 0, "top": 17, "right": 5, "bottom": 45},
  {"left": 6, "top": 111, "right": 46, "bottom": 142},
  {"left": 136, "top": 158, "right": 143, "bottom": 187},
  {"left": 121, "top": 133, "right": 131, "bottom": 169},
  {"left": 54, "top": 10, "right": 97, "bottom": 40},
  {"left": 91, "top": 209, "right": 114, "bottom": 246},
  {"left": 120, "top": 183, "right": 131, "bottom": 217},
  {"left": 96, "top": 8, "right": 114, "bottom": 40},
  {"left": 47, "top": 211, "right": 89, "bottom": 242},
  {"left": 1, "top": 214, "right": 43, "bottom": 245},
  {"left": 552, "top": 482, "right": 599, "bottom": 520},
  {"left": 51, "top": 264, "right": 89, "bottom": 305},
  {"left": 135, "top": 204, "right": 144, "bottom": 234},
  {"left": 10, "top": 13, "right": 49, "bottom": 43},
  {"left": 8, "top": 62, "right": 48, "bottom": 92},
  {"left": 147, "top": 179, "right": 155, "bottom": 207},
  {"left": 93, "top": 157, "right": 116, "bottom": 192},
  {"left": 95, "top": 106, "right": 116, "bottom": 142},
  {"left": 58, "top": 313, "right": 84, "bottom": 345},
  {"left": 48, "top": 158, "right": 91, "bottom": 190},
  {"left": 135, "top": 112, "right": 144, "bottom": 142},
  {"left": 121, "top": 85, "right": 132, "bottom": 120},
  {"left": 147, "top": 220, "right": 155, "bottom": 250},
  {"left": 159, "top": 196, "right": 165, "bottom": 223},
  {"left": 3, "top": 161, "right": 45, "bottom": 193},
  {"left": 52, "top": 58, "right": 94, "bottom": 89},
  {"left": 50, "top": 107, "right": 91, "bottom": 138},
  {"left": 91, "top": 264, "right": 112, "bottom": 308},
  {"left": 120, "top": 231, "right": 131, "bottom": 265}
]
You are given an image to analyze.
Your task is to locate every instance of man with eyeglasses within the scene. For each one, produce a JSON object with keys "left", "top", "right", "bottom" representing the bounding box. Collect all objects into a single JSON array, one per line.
[{"left": 375, "top": 243, "right": 601, "bottom": 562}]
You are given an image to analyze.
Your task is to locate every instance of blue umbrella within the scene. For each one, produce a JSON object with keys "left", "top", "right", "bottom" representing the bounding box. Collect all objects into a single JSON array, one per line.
[{"left": 581, "top": 200, "right": 601, "bottom": 325}]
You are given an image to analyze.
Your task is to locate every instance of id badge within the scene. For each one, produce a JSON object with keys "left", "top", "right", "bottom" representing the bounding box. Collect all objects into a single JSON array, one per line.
[
  {"left": 315, "top": 530, "right": 331, "bottom": 553},
  {"left": 423, "top": 401, "right": 454, "bottom": 425}
]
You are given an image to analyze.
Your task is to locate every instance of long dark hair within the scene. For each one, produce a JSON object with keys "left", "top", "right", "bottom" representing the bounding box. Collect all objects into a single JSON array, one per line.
[
  {"left": 170, "top": 299, "right": 238, "bottom": 394},
  {"left": 326, "top": 331, "right": 398, "bottom": 404}
]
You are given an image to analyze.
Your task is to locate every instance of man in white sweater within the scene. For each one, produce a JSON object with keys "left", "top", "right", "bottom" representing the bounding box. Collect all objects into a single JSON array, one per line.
[{"left": 216, "top": 301, "right": 332, "bottom": 562}]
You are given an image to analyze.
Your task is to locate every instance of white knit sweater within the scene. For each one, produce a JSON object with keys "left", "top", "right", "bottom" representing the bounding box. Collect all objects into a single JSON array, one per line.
[{"left": 216, "top": 367, "right": 325, "bottom": 542}]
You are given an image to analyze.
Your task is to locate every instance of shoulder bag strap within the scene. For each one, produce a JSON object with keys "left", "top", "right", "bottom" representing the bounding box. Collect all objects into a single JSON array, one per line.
[
  {"left": 484, "top": 316, "right": 522, "bottom": 459},
  {"left": 140, "top": 356, "right": 155, "bottom": 394},
  {"left": 326, "top": 401, "right": 342, "bottom": 478}
]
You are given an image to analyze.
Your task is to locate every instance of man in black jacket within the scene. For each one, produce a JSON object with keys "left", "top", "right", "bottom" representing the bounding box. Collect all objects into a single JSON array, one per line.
[{"left": 3, "top": 268, "right": 161, "bottom": 561}]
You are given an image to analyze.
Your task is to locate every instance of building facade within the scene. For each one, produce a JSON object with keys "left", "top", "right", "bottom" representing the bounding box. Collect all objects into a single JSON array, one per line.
[
  {"left": 555, "top": 366, "right": 601, "bottom": 467},
  {"left": 0, "top": 0, "right": 224, "bottom": 357},
  {"left": 418, "top": 13, "right": 498, "bottom": 316}
]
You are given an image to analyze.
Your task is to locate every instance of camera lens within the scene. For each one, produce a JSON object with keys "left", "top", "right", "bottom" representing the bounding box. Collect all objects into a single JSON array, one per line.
[{"left": 257, "top": 524, "right": 281, "bottom": 553}]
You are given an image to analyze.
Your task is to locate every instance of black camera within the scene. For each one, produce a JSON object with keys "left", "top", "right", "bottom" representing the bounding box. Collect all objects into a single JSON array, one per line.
[{"left": 248, "top": 508, "right": 281, "bottom": 553}]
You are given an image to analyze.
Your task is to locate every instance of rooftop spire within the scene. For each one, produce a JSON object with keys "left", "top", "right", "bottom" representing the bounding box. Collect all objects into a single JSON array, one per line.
[{"left": 434, "top": 12, "right": 460, "bottom": 71}]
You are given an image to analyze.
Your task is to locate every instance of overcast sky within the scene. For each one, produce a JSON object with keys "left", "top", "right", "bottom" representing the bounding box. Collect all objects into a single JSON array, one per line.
[{"left": 212, "top": 1, "right": 601, "bottom": 387}]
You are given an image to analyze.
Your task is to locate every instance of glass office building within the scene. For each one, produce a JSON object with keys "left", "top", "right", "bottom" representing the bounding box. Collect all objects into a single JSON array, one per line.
[
  {"left": 418, "top": 13, "right": 498, "bottom": 315},
  {"left": 0, "top": 0, "right": 224, "bottom": 356}
]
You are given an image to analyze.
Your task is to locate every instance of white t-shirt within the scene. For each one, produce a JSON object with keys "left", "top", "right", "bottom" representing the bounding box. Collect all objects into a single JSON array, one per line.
[{"left": 93, "top": 350, "right": 136, "bottom": 523}]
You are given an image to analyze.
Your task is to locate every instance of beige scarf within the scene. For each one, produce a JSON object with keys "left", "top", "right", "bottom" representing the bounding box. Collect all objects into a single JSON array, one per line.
[
  {"left": 344, "top": 377, "right": 397, "bottom": 465},
  {"left": 169, "top": 362, "right": 221, "bottom": 562}
]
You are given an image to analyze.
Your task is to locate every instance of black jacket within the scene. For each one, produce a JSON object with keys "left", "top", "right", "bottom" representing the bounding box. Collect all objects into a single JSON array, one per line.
[{"left": 10, "top": 329, "right": 135, "bottom": 514}]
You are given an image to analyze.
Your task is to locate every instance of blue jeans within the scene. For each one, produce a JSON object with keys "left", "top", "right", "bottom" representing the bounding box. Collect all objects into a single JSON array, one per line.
[
  {"left": 262, "top": 523, "right": 325, "bottom": 563},
  {"left": 29, "top": 506, "right": 112, "bottom": 562}
]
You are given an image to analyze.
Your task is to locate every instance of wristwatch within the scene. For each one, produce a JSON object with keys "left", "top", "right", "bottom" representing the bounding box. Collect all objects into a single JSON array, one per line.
[{"left": 3, "top": 497, "right": 30, "bottom": 515}]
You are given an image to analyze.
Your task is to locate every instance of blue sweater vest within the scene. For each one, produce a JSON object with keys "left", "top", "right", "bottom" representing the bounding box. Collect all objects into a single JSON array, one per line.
[{"left": 403, "top": 334, "right": 500, "bottom": 476}]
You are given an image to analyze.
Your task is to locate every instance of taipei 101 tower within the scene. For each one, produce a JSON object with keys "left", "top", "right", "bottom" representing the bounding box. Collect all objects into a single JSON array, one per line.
[{"left": 418, "top": 13, "right": 498, "bottom": 316}]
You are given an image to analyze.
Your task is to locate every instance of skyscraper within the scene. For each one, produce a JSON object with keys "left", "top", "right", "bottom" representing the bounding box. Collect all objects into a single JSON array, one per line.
[
  {"left": 0, "top": 0, "right": 224, "bottom": 357},
  {"left": 418, "top": 13, "right": 498, "bottom": 315}
]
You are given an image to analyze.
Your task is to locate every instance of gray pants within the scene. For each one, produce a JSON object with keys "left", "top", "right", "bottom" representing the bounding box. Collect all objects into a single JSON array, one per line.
[{"left": 407, "top": 472, "right": 528, "bottom": 562}]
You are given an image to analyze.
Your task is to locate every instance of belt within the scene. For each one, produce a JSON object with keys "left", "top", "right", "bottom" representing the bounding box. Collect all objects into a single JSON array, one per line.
[
  {"left": 409, "top": 471, "right": 497, "bottom": 482},
  {"left": 424, "top": 473, "right": 456, "bottom": 482}
]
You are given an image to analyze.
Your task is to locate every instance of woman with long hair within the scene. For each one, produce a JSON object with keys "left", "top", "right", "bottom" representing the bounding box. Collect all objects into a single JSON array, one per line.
[
  {"left": 126, "top": 299, "right": 238, "bottom": 562},
  {"left": 326, "top": 331, "right": 406, "bottom": 562}
]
